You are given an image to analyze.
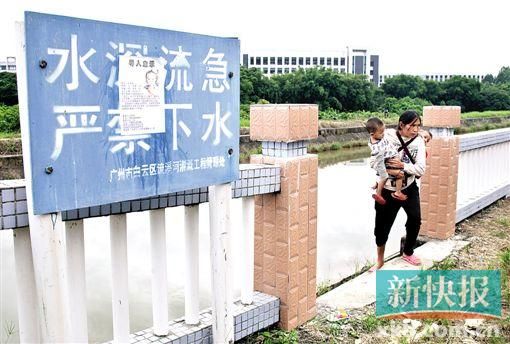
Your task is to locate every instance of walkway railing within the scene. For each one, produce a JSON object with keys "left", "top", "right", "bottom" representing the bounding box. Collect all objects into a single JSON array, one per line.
[
  {"left": 456, "top": 127, "right": 510, "bottom": 222},
  {"left": 2, "top": 125, "right": 509, "bottom": 343},
  {"left": 0, "top": 164, "right": 282, "bottom": 343}
]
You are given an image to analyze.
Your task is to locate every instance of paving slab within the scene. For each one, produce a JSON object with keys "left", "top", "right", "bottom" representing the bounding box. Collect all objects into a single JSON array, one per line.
[{"left": 317, "top": 236, "right": 471, "bottom": 309}]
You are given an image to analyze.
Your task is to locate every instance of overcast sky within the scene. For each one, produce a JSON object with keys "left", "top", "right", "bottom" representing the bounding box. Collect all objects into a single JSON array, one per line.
[{"left": 1, "top": 0, "right": 509, "bottom": 75}]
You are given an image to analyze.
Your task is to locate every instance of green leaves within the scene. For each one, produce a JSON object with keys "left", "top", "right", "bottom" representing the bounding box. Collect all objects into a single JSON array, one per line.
[
  {"left": 0, "top": 73, "right": 18, "bottom": 106},
  {"left": 0, "top": 105, "right": 20, "bottom": 133},
  {"left": 239, "top": 66, "right": 510, "bottom": 115}
]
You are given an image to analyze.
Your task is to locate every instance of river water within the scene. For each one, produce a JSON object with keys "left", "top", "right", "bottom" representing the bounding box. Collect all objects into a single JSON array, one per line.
[{"left": 0, "top": 147, "right": 409, "bottom": 343}]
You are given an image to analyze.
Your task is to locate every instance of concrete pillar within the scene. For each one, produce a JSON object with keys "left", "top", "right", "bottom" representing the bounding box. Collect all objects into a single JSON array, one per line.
[
  {"left": 250, "top": 104, "right": 318, "bottom": 330},
  {"left": 420, "top": 106, "right": 461, "bottom": 239}
]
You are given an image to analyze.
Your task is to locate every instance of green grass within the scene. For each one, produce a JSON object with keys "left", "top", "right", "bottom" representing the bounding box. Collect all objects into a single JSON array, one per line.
[
  {"left": 244, "top": 328, "right": 299, "bottom": 344},
  {"left": 308, "top": 140, "right": 366, "bottom": 153},
  {"left": 462, "top": 110, "right": 510, "bottom": 119},
  {"left": 455, "top": 120, "right": 510, "bottom": 134},
  {"left": 496, "top": 217, "right": 510, "bottom": 228},
  {"left": 316, "top": 280, "right": 332, "bottom": 297},
  {"left": 240, "top": 118, "right": 250, "bottom": 128},
  {"left": 0, "top": 132, "right": 20, "bottom": 139},
  {"left": 431, "top": 257, "right": 457, "bottom": 270},
  {"left": 360, "top": 314, "right": 388, "bottom": 332},
  {"left": 498, "top": 248, "right": 510, "bottom": 305},
  {"left": 239, "top": 146, "right": 262, "bottom": 163},
  {"left": 493, "top": 230, "right": 508, "bottom": 239}
]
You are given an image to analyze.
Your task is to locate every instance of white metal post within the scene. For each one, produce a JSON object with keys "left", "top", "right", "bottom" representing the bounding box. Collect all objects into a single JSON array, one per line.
[
  {"left": 149, "top": 209, "right": 169, "bottom": 336},
  {"left": 208, "top": 184, "right": 234, "bottom": 344},
  {"left": 16, "top": 21, "right": 67, "bottom": 343},
  {"left": 241, "top": 196, "right": 255, "bottom": 305},
  {"left": 12, "top": 228, "right": 41, "bottom": 343},
  {"left": 65, "top": 220, "right": 88, "bottom": 343},
  {"left": 110, "top": 214, "right": 130, "bottom": 343},
  {"left": 184, "top": 205, "right": 200, "bottom": 325}
]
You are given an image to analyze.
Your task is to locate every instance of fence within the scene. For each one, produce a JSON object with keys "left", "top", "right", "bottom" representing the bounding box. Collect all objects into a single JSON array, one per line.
[
  {"left": 1, "top": 123, "right": 509, "bottom": 343},
  {"left": 456, "top": 127, "right": 510, "bottom": 222},
  {"left": 1, "top": 164, "right": 282, "bottom": 343}
]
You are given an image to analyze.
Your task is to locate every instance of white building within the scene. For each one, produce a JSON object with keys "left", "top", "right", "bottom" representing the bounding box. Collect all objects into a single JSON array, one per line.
[
  {"left": 242, "top": 48, "right": 380, "bottom": 85},
  {"left": 379, "top": 73, "right": 485, "bottom": 85},
  {"left": 0, "top": 56, "right": 16, "bottom": 73}
]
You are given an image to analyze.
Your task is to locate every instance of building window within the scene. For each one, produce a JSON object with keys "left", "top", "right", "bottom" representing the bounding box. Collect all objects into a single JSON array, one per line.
[
  {"left": 270, "top": 57, "right": 275, "bottom": 64},
  {"left": 370, "top": 61, "right": 374, "bottom": 67},
  {"left": 299, "top": 57, "right": 304, "bottom": 65},
  {"left": 0, "top": 66, "right": 5, "bottom": 70},
  {"left": 370, "top": 70, "right": 374, "bottom": 75},
  {"left": 292, "top": 57, "right": 297, "bottom": 65},
  {"left": 270, "top": 68, "right": 275, "bottom": 74},
  {"left": 263, "top": 68, "right": 268, "bottom": 73},
  {"left": 250, "top": 57, "right": 254, "bottom": 65},
  {"left": 327, "top": 57, "right": 331, "bottom": 65},
  {"left": 333, "top": 58, "right": 339, "bottom": 66},
  {"left": 263, "top": 57, "right": 268, "bottom": 65},
  {"left": 277, "top": 68, "right": 283, "bottom": 74},
  {"left": 284, "top": 57, "right": 289, "bottom": 65},
  {"left": 320, "top": 57, "right": 325, "bottom": 65},
  {"left": 277, "top": 57, "right": 282, "bottom": 65},
  {"left": 284, "top": 68, "right": 289, "bottom": 73},
  {"left": 256, "top": 57, "right": 261, "bottom": 65},
  {"left": 313, "top": 57, "right": 318, "bottom": 65},
  {"left": 341, "top": 57, "right": 345, "bottom": 65},
  {"left": 340, "top": 68, "right": 345, "bottom": 73},
  {"left": 306, "top": 57, "right": 311, "bottom": 65}
]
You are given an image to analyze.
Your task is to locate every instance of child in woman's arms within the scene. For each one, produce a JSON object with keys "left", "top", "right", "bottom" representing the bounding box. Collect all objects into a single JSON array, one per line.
[{"left": 366, "top": 117, "right": 407, "bottom": 205}]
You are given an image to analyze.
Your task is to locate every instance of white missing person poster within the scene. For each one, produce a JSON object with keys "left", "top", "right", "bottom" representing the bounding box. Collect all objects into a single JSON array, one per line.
[{"left": 118, "top": 55, "right": 166, "bottom": 135}]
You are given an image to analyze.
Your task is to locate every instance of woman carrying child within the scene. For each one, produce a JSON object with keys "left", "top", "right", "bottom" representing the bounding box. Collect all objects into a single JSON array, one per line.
[{"left": 370, "top": 110, "right": 426, "bottom": 271}]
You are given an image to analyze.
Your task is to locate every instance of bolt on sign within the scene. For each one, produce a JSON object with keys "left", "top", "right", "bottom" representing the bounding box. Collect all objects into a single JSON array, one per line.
[{"left": 21, "top": 12, "right": 240, "bottom": 214}]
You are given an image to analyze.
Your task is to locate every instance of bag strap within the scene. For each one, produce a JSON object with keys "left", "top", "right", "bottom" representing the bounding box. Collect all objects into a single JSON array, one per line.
[{"left": 396, "top": 131, "right": 417, "bottom": 165}]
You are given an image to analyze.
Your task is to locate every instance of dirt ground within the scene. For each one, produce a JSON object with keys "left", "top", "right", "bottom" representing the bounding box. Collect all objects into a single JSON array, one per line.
[{"left": 244, "top": 198, "right": 510, "bottom": 343}]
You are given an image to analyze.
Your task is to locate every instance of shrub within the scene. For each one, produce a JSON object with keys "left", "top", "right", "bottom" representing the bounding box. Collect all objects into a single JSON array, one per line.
[{"left": 0, "top": 105, "right": 20, "bottom": 132}]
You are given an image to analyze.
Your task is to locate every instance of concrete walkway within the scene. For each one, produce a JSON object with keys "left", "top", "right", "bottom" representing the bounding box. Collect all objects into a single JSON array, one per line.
[{"left": 317, "top": 236, "right": 471, "bottom": 309}]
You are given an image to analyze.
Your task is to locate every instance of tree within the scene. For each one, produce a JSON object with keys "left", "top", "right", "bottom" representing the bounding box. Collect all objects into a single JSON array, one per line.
[
  {"left": 495, "top": 66, "right": 510, "bottom": 84},
  {"left": 269, "top": 67, "right": 381, "bottom": 112},
  {"left": 479, "top": 84, "right": 510, "bottom": 110},
  {"left": 381, "top": 74, "right": 425, "bottom": 99},
  {"left": 382, "top": 97, "right": 431, "bottom": 115},
  {"left": 239, "top": 66, "right": 280, "bottom": 104},
  {"left": 482, "top": 74, "right": 495, "bottom": 84},
  {"left": 439, "top": 76, "right": 482, "bottom": 112},
  {"left": 418, "top": 80, "right": 442, "bottom": 104},
  {"left": 0, "top": 72, "right": 18, "bottom": 106}
]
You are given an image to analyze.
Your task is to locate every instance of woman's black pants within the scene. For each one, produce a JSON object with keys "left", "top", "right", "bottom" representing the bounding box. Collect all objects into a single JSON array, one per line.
[{"left": 374, "top": 182, "right": 421, "bottom": 256}]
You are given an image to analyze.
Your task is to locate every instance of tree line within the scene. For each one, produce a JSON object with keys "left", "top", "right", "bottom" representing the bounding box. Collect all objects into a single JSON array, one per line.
[
  {"left": 2, "top": 66, "right": 510, "bottom": 132},
  {"left": 240, "top": 66, "right": 510, "bottom": 114}
]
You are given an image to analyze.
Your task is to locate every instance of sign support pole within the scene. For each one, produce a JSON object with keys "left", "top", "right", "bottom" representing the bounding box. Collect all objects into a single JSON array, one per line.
[
  {"left": 208, "top": 183, "right": 234, "bottom": 344},
  {"left": 12, "top": 228, "right": 41, "bottom": 343},
  {"left": 16, "top": 21, "right": 67, "bottom": 343}
]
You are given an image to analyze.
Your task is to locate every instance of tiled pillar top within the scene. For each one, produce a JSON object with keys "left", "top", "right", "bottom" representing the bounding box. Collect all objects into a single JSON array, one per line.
[
  {"left": 250, "top": 104, "right": 319, "bottom": 142},
  {"left": 423, "top": 106, "right": 461, "bottom": 128}
]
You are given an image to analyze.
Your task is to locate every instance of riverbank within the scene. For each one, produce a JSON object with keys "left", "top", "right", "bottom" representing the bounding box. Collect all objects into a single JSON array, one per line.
[
  {"left": 2, "top": 115, "right": 510, "bottom": 178},
  {"left": 241, "top": 198, "right": 510, "bottom": 343}
]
